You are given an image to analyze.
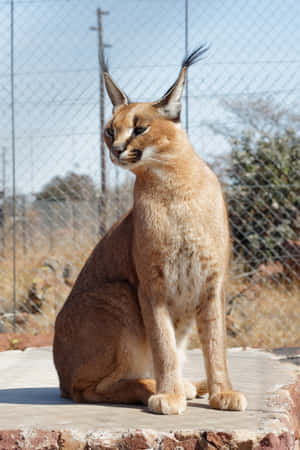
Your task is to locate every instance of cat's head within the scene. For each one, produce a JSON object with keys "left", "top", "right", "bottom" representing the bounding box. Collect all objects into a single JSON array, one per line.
[{"left": 103, "top": 46, "right": 208, "bottom": 171}]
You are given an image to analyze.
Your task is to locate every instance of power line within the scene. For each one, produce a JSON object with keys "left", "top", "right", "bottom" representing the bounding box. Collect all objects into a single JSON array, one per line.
[
  {"left": 1, "top": 86, "right": 298, "bottom": 108},
  {"left": 0, "top": 60, "right": 299, "bottom": 78},
  {"left": 0, "top": 0, "right": 83, "bottom": 3}
]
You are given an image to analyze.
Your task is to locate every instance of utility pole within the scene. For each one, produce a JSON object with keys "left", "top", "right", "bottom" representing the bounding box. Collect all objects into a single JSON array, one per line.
[
  {"left": 29, "top": 135, "right": 34, "bottom": 195},
  {"left": 10, "top": 0, "right": 17, "bottom": 332},
  {"left": 21, "top": 195, "right": 27, "bottom": 255},
  {"left": 90, "top": 8, "right": 111, "bottom": 236},
  {"left": 184, "top": 0, "right": 189, "bottom": 134},
  {"left": 1, "top": 147, "right": 6, "bottom": 257}
]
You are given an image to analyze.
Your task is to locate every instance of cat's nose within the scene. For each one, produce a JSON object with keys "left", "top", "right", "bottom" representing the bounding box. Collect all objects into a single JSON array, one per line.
[{"left": 111, "top": 145, "right": 125, "bottom": 157}]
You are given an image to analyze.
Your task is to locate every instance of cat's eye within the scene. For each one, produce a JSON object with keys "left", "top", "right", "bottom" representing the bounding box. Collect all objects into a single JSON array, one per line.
[
  {"left": 133, "top": 126, "right": 147, "bottom": 136},
  {"left": 105, "top": 127, "right": 114, "bottom": 138}
]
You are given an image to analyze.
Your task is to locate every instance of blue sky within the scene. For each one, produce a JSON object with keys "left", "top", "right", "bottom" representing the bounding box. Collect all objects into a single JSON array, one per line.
[{"left": 0, "top": 0, "right": 299, "bottom": 194}]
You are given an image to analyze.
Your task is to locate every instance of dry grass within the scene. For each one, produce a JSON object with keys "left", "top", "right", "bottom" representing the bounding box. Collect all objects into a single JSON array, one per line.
[
  {"left": 0, "top": 228, "right": 96, "bottom": 333},
  {"left": 189, "top": 278, "right": 300, "bottom": 349},
  {"left": 1, "top": 227, "right": 299, "bottom": 348},
  {"left": 226, "top": 278, "right": 300, "bottom": 348}
]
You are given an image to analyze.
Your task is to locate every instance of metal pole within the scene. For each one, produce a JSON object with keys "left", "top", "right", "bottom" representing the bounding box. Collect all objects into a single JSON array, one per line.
[
  {"left": 97, "top": 8, "right": 106, "bottom": 235},
  {"left": 184, "top": 0, "right": 189, "bottom": 134},
  {"left": 1, "top": 147, "right": 6, "bottom": 257},
  {"left": 29, "top": 135, "right": 34, "bottom": 194},
  {"left": 22, "top": 195, "right": 27, "bottom": 255},
  {"left": 90, "top": 10, "right": 110, "bottom": 235},
  {"left": 10, "top": 0, "right": 17, "bottom": 332}
]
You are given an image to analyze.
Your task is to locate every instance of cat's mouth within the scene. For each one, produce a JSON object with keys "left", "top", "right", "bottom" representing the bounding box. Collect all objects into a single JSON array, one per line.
[
  {"left": 129, "top": 149, "right": 143, "bottom": 162},
  {"left": 111, "top": 149, "right": 143, "bottom": 167}
]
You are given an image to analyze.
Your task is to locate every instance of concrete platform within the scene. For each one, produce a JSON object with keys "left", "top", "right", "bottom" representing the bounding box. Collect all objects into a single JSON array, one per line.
[{"left": 0, "top": 347, "right": 299, "bottom": 449}]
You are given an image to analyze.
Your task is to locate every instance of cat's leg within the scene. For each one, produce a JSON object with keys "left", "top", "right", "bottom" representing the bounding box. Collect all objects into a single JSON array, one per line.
[
  {"left": 196, "top": 278, "right": 247, "bottom": 411},
  {"left": 174, "top": 323, "right": 202, "bottom": 400},
  {"left": 175, "top": 322, "right": 208, "bottom": 400},
  {"left": 138, "top": 287, "right": 186, "bottom": 415}
]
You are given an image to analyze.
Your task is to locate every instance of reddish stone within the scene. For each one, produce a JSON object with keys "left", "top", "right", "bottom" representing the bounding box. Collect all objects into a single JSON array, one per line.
[
  {"left": 205, "top": 431, "right": 232, "bottom": 448},
  {"left": 256, "top": 433, "right": 277, "bottom": 449},
  {"left": 118, "top": 431, "right": 156, "bottom": 449},
  {"left": 180, "top": 438, "right": 203, "bottom": 450},
  {"left": 0, "top": 430, "right": 62, "bottom": 450},
  {"left": 278, "top": 433, "right": 295, "bottom": 450},
  {"left": 237, "top": 441, "right": 254, "bottom": 450},
  {"left": 26, "top": 430, "right": 60, "bottom": 449},
  {"left": 84, "top": 439, "right": 118, "bottom": 450},
  {"left": 161, "top": 437, "right": 181, "bottom": 450},
  {"left": 161, "top": 436, "right": 214, "bottom": 450},
  {"left": 287, "top": 375, "right": 300, "bottom": 439},
  {"left": 255, "top": 432, "right": 294, "bottom": 449},
  {"left": 60, "top": 431, "right": 85, "bottom": 449},
  {"left": 85, "top": 445, "right": 117, "bottom": 450},
  {"left": 0, "top": 430, "right": 23, "bottom": 450}
]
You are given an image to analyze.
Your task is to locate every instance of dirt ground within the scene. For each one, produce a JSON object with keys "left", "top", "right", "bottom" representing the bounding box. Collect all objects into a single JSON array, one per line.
[{"left": 0, "top": 333, "right": 53, "bottom": 352}]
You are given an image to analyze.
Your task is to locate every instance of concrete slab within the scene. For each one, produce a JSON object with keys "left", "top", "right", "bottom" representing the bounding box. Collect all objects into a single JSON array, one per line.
[{"left": 0, "top": 347, "right": 299, "bottom": 449}]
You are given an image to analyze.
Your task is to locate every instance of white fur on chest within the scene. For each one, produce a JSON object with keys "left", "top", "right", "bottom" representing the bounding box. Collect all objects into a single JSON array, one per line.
[
  {"left": 164, "top": 250, "right": 208, "bottom": 310},
  {"left": 162, "top": 202, "right": 210, "bottom": 315}
]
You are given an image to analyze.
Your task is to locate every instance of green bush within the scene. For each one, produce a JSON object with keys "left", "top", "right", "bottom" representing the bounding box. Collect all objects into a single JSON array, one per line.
[
  {"left": 35, "top": 171, "right": 98, "bottom": 201},
  {"left": 226, "top": 128, "right": 300, "bottom": 269}
]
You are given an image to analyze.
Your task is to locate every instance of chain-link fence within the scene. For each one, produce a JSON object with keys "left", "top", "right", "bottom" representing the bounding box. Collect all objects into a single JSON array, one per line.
[{"left": 0, "top": 0, "right": 299, "bottom": 348}]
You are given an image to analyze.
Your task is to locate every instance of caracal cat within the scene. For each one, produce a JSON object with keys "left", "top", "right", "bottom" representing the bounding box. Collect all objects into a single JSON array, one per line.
[{"left": 53, "top": 46, "right": 247, "bottom": 414}]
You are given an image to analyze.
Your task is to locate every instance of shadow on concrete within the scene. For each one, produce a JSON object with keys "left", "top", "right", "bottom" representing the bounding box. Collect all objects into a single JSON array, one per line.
[
  {"left": 188, "top": 401, "right": 212, "bottom": 410},
  {"left": 0, "top": 388, "right": 224, "bottom": 412},
  {"left": 0, "top": 387, "right": 71, "bottom": 405},
  {"left": 0, "top": 388, "right": 147, "bottom": 411}
]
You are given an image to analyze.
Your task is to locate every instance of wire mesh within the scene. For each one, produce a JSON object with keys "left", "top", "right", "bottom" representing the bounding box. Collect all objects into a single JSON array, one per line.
[{"left": 0, "top": 0, "right": 299, "bottom": 348}]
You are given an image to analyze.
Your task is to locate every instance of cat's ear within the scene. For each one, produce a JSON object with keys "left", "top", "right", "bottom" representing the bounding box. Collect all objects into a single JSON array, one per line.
[
  {"left": 100, "top": 51, "right": 129, "bottom": 113},
  {"left": 152, "top": 45, "right": 209, "bottom": 121},
  {"left": 103, "top": 72, "right": 129, "bottom": 113}
]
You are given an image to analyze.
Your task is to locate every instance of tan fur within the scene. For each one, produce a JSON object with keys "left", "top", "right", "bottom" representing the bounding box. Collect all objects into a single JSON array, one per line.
[{"left": 53, "top": 50, "right": 247, "bottom": 414}]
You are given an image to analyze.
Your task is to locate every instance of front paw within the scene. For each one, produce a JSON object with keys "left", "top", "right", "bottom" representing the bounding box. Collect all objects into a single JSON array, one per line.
[
  {"left": 148, "top": 393, "right": 186, "bottom": 415},
  {"left": 210, "top": 391, "right": 247, "bottom": 411},
  {"left": 183, "top": 380, "right": 197, "bottom": 400},
  {"left": 192, "top": 380, "right": 208, "bottom": 397}
]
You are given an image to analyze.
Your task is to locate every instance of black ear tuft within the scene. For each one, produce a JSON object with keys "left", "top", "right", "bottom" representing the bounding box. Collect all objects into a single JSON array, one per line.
[
  {"left": 152, "top": 43, "right": 209, "bottom": 121},
  {"left": 182, "top": 44, "right": 209, "bottom": 68}
]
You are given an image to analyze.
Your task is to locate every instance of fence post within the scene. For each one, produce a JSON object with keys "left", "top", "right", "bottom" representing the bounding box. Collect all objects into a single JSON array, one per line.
[{"left": 21, "top": 195, "right": 27, "bottom": 255}]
